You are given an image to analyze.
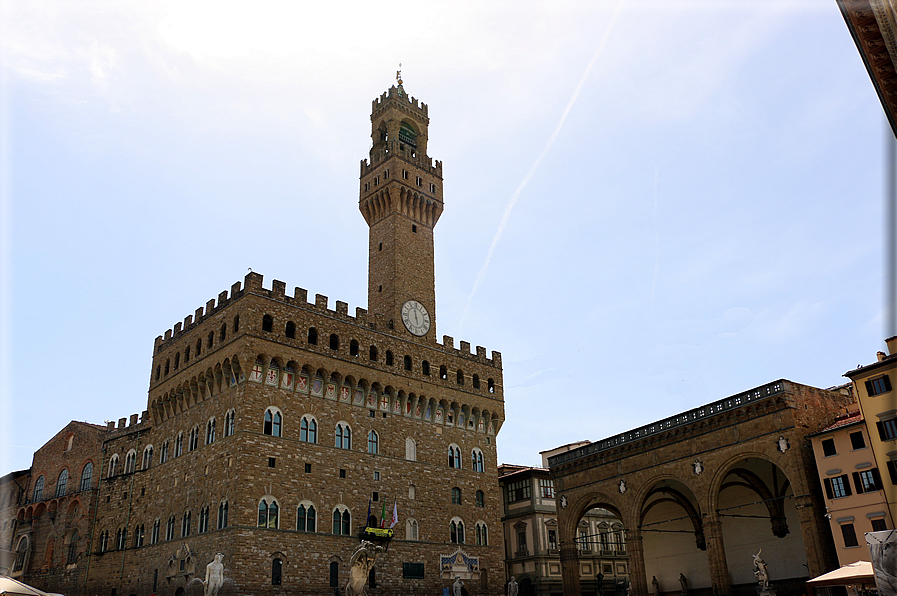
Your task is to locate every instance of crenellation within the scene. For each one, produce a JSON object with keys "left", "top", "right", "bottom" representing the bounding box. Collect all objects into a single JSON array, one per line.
[
  {"left": 129, "top": 414, "right": 138, "bottom": 426},
  {"left": 164, "top": 329, "right": 172, "bottom": 340},
  {"left": 294, "top": 287, "right": 308, "bottom": 303},
  {"left": 231, "top": 280, "right": 241, "bottom": 295},
  {"left": 443, "top": 335, "right": 454, "bottom": 349},
  {"left": 244, "top": 271, "right": 263, "bottom": 290},
  {"left": 217, "top": 290, "right": 227, "bottom": 307},
  {"left": 173, "top": 322, "right": 182, "bottom": 334},
  {"left": 184, "top": 314, "right": 192, "bottom": 328},
  {"left": 206, "top": 298, "right": 215, "bottom": 313},
  {"left": 195, "top": 306, "right": 203, "bottom": 321},
  {"left": 460, "top": 340, "right": 471, "bottom": 355},
  {"left": 492, "top": 351, "right": 502, "bottom": 367},
  {"left": 336, "top": 300, "right": 348, "bottom": 316},
  {"left": 117, "top": 418, "right": 126, "bottom": 429},
  {"left": 355, "top": 307, "right": 367, "bottom": 320},
  {"left": 477, "top": 346, "right": 486, "bottom": 361},
  {"left": 106, "top": 420, "right": 115, "bottom": 431},
  {"left": 272, "top": 279, "right": 286, "bottom": 296},
  {"left": 315, "top": 294, "right": 328, "bottom": 309}
]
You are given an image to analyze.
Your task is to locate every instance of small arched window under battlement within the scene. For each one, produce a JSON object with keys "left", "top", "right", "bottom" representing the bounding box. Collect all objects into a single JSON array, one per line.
[
  {"left": 329, "top": 334, "right": 339, "bottom": 351},
  {"left": 262, "top": 315, "right": 273, "bottom": 332},
  {"left": 308, "top": 328, "right": 318, "bottom": 345}
]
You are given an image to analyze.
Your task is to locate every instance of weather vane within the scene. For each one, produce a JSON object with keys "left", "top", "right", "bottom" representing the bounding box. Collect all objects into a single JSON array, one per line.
[{"left": 397, "top": 63, "right": 402, "bottom": 86}]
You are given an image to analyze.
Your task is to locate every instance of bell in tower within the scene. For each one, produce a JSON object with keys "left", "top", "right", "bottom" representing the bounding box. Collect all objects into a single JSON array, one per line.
[{"left": 359, "top": 74, "right": 444, "bottom": 340}]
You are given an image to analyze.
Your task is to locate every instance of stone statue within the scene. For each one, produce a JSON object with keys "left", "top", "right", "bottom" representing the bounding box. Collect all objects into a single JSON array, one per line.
[
  {"left": 508, "top": 576, "right": 519, "bottom": 596},
  {"left": 597, "top": 572, "right": 604, "bottom": 596},
  {"left": 453, "top": 576, "right": 465, "bottom": 596},
  {"left": 345, "top": 541, "right": 384, "bottom": 596},
  {"left": 753, "top": 549, "right": 770, "bottom": 591},
  {"left": 203, "top": 553, "right": 224, "bottom": 596},
  {"left": 679, "top": 573, "right": 688, "bottom": 595},
  {"left": 653, "top": 575, "right": 661, "bottom": 595}
]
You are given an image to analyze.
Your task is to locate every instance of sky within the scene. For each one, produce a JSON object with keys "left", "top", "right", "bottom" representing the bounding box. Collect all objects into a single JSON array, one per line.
[{"left": 0, "top": 0, "right": 889, "bottom": 474}]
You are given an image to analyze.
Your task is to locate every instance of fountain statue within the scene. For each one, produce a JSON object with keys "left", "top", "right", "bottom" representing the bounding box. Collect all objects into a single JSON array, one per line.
[{"left": 203, "top": 553, "right": 225, "bottom": 596}]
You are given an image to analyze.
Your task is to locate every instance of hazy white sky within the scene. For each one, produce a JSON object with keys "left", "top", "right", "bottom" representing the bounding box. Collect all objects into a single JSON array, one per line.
[{"left": 0, "top": 0, "right": 887, "bottom": 473}]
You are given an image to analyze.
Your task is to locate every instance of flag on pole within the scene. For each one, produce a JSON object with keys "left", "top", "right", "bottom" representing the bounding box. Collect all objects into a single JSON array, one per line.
[
  {"left": 390, "top": 499, "right": 399, "bottom": 528},
  {"left": 380, "top": 499, "right": 386, "bottom": 528},
  {"left": 366, "top": 498, "right": 372, "bottom": 528}
]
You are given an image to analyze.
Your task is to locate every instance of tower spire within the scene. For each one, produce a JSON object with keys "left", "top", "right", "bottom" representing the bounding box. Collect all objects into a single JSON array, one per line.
[{"left": 396, "top": 63, "right": 402, "bottom": 86}]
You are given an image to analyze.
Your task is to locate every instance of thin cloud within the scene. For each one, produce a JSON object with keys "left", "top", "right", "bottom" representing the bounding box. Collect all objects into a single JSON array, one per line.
[{"left": 459, "top": 0, "right": 627, "bottom": 329}]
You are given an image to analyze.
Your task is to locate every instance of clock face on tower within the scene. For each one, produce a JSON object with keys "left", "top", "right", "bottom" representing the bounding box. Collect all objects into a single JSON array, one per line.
[{"left": 401, "top": 300, "right": 431, "bottom": 336}]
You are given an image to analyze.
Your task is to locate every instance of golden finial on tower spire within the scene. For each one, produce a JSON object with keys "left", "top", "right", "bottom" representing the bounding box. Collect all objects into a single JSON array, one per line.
[{"left": 396, "top": 63, "right": 403, "bottom": 86}]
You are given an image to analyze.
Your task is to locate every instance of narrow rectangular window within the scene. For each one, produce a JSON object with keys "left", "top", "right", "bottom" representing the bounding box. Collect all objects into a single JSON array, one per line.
[
  {"left": 821, "top": 438, "right": 836, "bottom": 457},
  {"left": 850, "top": 431, "right": 866, "bottom": 450},
  {"left": 841, "top": 523, "right": 859, "bottom": 547}
]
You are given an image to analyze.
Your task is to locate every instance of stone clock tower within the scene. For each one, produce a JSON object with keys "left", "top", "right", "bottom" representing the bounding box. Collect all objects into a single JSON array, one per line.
[{"left": 359, "top": 74, "right": 443, "bottom": 340}]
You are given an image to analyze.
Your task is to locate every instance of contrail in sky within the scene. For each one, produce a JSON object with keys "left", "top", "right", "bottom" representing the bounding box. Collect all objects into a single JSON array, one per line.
[{"left": 459, "top": 0, "right": 628, "bottom": 329}]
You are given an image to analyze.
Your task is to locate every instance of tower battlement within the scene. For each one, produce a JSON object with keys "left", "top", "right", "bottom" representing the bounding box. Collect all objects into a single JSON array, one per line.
[
  {"left": 371, "top": 85, "right": 428, "bottom": 116},
  {"left": 153, "top": 272, "right": 501, "bottom": 368}
]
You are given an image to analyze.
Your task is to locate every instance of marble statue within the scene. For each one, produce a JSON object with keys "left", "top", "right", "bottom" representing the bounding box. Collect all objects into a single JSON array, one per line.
[
  {"left": 753, "top": 549, "right": 770, "bottom": 591},
  {"left": 679, "top": 573, "right": 688, "bottom": 595},
  {"left": 508, "top": 576, "right": 519, "bottom": 596},
  {"left": 453, "top": 576, "right": 465, "bottom": 596},
  {"left": 203, "top": 553, "right": 224, "bottom": 596},
  {"left": 345, "top": 541, "right": 384, "bottom": 596}
]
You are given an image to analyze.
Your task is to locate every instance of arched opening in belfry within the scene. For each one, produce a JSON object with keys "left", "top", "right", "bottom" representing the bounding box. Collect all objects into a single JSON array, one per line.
[
  {"left": 717, "top": 457, "right": 806, "bottom": 595},
  {"left": 639, "top": 479, "right": 704, "bottom": 596},
  {"left": 568, "top": 503, "right": 630, "bottom": 596}
]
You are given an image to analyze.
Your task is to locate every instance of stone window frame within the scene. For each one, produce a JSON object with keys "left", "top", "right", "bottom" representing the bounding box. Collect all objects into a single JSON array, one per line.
[
  {"left": 448, "top": 444, "right": 462, "bottom": 469},
  {"left": 206, "top": 418, "right": 216, "bottom": 445},
  {"left": 188, "top": 426, "right": 199, "bottom": 452},
  {"left": 296, "top": 501, "right": 317, "bottom": 532},
  {"left": 451, "top": 487, "right": 462, "bottom": 505},
  {"left": 450, "top": 517, "right": 465, "bottom": 544},
  {"left": 300, "top": 415, "right": 318, "bottom": 444},
  {"left": 264, "top": 407, "right": 283, "bottom": 437},
  {"left": 142, "top": 445, "right": 154, "bottom": 470},
  {"left": 125, "top": 450, "right": 137, "bottom": 474},
  {"left": 471, "top": 448, "right": 484, "bottom": 472},
  {"left": 107, "top": 455, "right": 120, "bottom": 478},
  {"left": 224, "top": 409, "right": 235, "bottom": 437},
  {"left": 405, "top": 438, "right": 416, "bottom": 461},
  {"left": 475, "top": 521, "right": 488, "bottom": 546},
  {"left": 332, "top": 505, "right": 351, "bottom": 535},
  {"left": 166, "top": 516, "right": 176, "bottom": 541},
  {"left": 368, "top": 430, "right": 379, "bottom": 455},
  {"left": 258, "top": 496, "right": 279, "bottom": 529},
  {"left": 335, "top": 422, "right": 352, "bottom": 450},
  {"left": 406, "top": 517, "right": 419, "bottom": 541},
  {"left": 218, "top": 500, "right": 229, "bottom": 530}
]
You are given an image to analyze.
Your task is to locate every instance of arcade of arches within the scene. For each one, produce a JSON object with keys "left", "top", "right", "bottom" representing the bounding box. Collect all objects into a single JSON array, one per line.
[{"left": 549, "top": 381, "right": 851, "bottom": 596}]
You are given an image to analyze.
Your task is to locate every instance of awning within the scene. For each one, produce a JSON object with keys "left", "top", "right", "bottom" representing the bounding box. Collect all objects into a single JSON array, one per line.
[
  {"left": 0, "top": 575, "right": 58, "bottom": 596},
  {"left": 806, "top": 561, "right": 875, "bottom": 596}
]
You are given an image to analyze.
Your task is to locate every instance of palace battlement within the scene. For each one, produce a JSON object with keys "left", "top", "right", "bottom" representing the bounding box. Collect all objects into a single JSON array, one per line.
[
  {"left": 154, "top": 272, "right": 501, "bottom": 368},
  {"left": 371, "top": 85, "right": 427, "bottom": 115},
  {"left": 104, "top": 411, "right": 151, "bottom": 436}
]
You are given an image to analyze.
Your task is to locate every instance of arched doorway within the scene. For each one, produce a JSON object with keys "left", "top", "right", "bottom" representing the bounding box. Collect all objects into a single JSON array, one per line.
[
  {"left": 716, "top": 457, "right": 806, "bottom": 596},
  {"left": 572, "top": 504, "right": 630, "bottom": 596},
  {"left": 639, "top": 479, "right": 705, "bottom": 595}
]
